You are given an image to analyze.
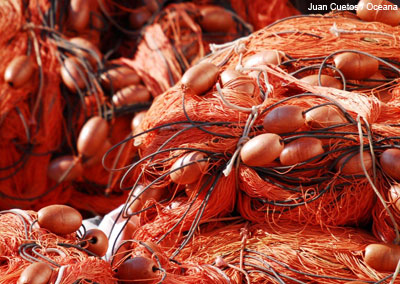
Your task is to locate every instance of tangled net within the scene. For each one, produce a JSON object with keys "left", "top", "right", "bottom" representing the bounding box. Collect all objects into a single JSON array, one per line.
[
  {"left": 119, "top": 1, "right": 252, "bottom": 98},
  {"left": 1, "top": 0, "right": 296, "bottom": 214},
  {"left": 0, "top": 0, "right": 64, "bottom": 210},
  {"left": 0, "top": 208, "right": 114, "bottom": 283},
  {"left": 105, "top": 12, "right": 400, "bottom": 282},
  {"left": 177, "top": 221, "right": 394, "bottom": 283}
]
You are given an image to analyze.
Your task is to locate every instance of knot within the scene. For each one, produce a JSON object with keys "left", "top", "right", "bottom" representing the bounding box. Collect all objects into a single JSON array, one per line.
[
  {"left": 235, "top": 63, "right": 244, "bottom": 73},
  {"left": 209, "top": 44, "right": 217, "bottom": 53},
  {"left": 237, "top": 136, "right": 250, "bottom": 147},
  {"left": 329, "top": 23, "right": 340, "bottom": 37},
  {"left": 215, "top": 256, "right": 228, "bottom": 268},
  {"left": 234, "top": 42, "right": 246, "bottom": 55},
  {"left": 222, "top": 106, "right": 259, "bottom": 177}
]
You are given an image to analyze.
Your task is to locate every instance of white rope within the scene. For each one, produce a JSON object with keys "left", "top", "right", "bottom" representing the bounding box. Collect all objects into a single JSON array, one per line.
[
  {"left": 204, "top": 264, "right": 231, "bottom": 283},
  {"left": 223, "top": 106, "right": 259, "bottom": 177},
  {"left": 330, "top": 22, "right": 395, "bottom": 38},
  {"left": 209, "top": 35, "right": 250, "bottom": 53},
  {"left": 45, "top": 248, "right": 67, "bottom": 257},
  {"left": 390, "top": 258, "right": 400, "bottom": 284},
  {"left": 9, "top": 209, "right": 34, "bottom": 223},
  {"left": 240, "top": 66, "right": 274, "bottom": 99},
  {"left": 212, "top": 39, "right": 274, "bottom": 176},
  {"left": 55, "top": 265, "right": 67, "bottom": 284},
  {"left": 216, "top": 83, "right": 253, "bottom": 112}
]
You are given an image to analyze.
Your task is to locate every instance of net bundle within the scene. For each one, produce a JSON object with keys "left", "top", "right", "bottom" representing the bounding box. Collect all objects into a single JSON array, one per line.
[
  {"left": 0, "top": 0, "right": 300, "bottom": 214},
  {"left": 118, "top": 1, "right": 253, "bottom": 98},
  {"left": 0, "top": 0, "right": 64, "bottom": 210},
  {"left": 0, "top": 0, "right": 149, "bottom": 214},
  {"left": 0, "top": 208, "right": 114, "bottom": 283},
  {"left": 176, "top": 221, "right": 395, "bottom": 283},
  {"left": 106, "top": 13, "right": 400, "bottom": 281}
]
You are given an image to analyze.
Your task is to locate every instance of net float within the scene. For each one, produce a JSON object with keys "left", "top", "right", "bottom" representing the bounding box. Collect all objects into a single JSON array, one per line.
[
  {"left": 305, "top": 105, "right": 347, "bottom": 128},
  {"left": 38, "top": 204, "right": 82, "bottom": 235},
  {"left": 68, "top": 0, "right": 95, "bottom": 31},
  {"left": 17, "top": 262, "right": 52, "bottom": 284},
  {"left": 361, "top": 71, "right": 387, "bottom": 87},
  {"left": 280, "top": 137, "right": 324, "bottom": 166},
  {"left": 244, "top": 50, "right": 285, "bottom": 68},
  {"left": 300, "top": 74, "right": 343, "bottom": 89},
  {"left": 389, "top": 184, "right": 400, "bottom": 213},
  {"left": 185, "top": 175, "right": 213, "bottom": 198},
  {"left": 61, "top": 56, "right": 87, "bottom": 92},
  {"left": 131, "top": 111, "right": 147, "bottom": 132},
  {"left": 77, "top": 116, "right": 109, "bottom": 159},
  {"left": 220, "top": 69, "right": 255, "bottom": 93},
  {"left": 263, "top": 105, "right": 305, "bottom": 134},
  {"left": 357, "top": 0, "right": 400, "bottom": 26},
  {"left": 4, "top": 55, "right": 36, "bottom": 88},
  {"left": 380, "top": 148, "right": 400, "bottom": 180},
  {"left": 115, "top": 256, "right": 159, "bottom": 284},
  {"left": 128, "top": 184, "right": 163, "bottom": 214},
  {"left": 83, "top": 229, "right": 109, "bottom": 257},
  {"left": 112, "top": 84, "right": 151, "bottom": 107},
  {"left": 240, "top": 133, "right": 284, "bottom": 167},
  {"left": 364, "top": 243, "right": 400, "bottom": 272},
  {"left": 83, "top": 139, "right": 112, "bottom": 167},
  {"left": 181, "top": 62, "right": 219, "bottom": 96},
  {"left": 170, "top": 152, "right": 207, "bottom": 184},
  {"left": 335, "top": 152, "right": 372, "bottom": 175},
  {"left": 100, "top": 66, "right": 141, "bottom": 91},
  {"left": 69, "top": 37, "right": 102, "bottom": 68},
  {"left": 198, "top": 6, "right": 235, "bottom": 33},
  {"left": 334, "top": 52, "right": 379, "bottom": 80},
  {"left": 362, "top": 72, "right": 392, "bottom": 103},
  {"left": 48, "top": 155, "right": 84, "bottom": 182},
  {"left": 133, "top": 241, "right": 162, "bottom": 259}
]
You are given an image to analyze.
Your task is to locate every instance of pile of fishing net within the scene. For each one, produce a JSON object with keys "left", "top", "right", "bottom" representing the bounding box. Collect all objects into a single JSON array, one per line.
[
  {"left": 4, "top": 0, "right": 400, "bottom": 282},
  {"left": 0, "top": 0, "right": 297, "bottom": 214},
  {"left": 104, "top": 8, "right": 400, "bottom": 283},
  {"left": 0, "top": 0, "right": 140, "bottom": 213},
  {"left": 114, "top": 1, "right": 252, "bottom": 97},
  {"left": 0, "top": 205, "right": 114, "bottom": 283}
]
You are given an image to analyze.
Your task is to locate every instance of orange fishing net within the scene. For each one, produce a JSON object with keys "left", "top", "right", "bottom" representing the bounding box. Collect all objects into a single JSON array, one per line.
[
  {"left": 0, "top": 0, "right": 64, "bottom": 210},
  {"left": 0, "top": 0, "right": 298, "bottom": 214},
  {"left": 120, "top": 2, "right": 252, "bottom": 98},
  {"left": 107, "top": 14, "right": 400, "bottom": 269},
  {"left": 177, "top": 222, "right": 393, "bottom": 283},
  {"left": 111, "top": 219, "right": 400, "bottom": 283},
  {"left": 0, "top": 209, "right": 115, "bottom": 283},
  {"left": 0, "top": 0, "right": 143, "bottom": 214}
]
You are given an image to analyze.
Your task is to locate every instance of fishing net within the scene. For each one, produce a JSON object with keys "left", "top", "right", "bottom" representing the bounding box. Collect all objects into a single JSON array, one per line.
[
  {"left": 109, "top": 219, "right": 400, "bottom": 283},
  {"left": 118, "top": 1, "right": 253, "bottom": 98},
  {"left": 0, "top": 0, "right": 300, "bottom": 214},
  {"left": 176, "top": 222, "right": 393, "bottom": 283},
  {"left": 0, "top": 0, "right": 148, "bottom": 214},
  {"left": 105, "top": 14, "right": 400, "bottom": 281},
  {"left": 0, "top": 0, "right": 64, "bottom": 210},
  {"left": 0, "top": 208, "right": 114, "bottom": 283},
  {"left": 0, "top": 0, "right": 272, "bottom": 214}
]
